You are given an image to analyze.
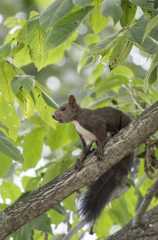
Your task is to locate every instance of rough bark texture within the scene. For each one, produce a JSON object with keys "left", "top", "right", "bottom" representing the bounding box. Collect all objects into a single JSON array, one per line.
[
  {"left": 105, "top": 205, "right": 158, "bottom": 240},
  {"left": 0, "top": 102, "right": 158, "bottom": 239}
]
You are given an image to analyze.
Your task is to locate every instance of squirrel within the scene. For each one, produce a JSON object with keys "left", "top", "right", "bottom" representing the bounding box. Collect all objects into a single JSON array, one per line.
[{"left": 52, "top": 95, "right": 134, "bottom": 224}]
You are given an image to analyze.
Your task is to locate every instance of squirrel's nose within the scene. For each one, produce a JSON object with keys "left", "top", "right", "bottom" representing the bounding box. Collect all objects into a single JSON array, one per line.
[{"left": 52, "top": 114, "right": 55, "bottom": 119}]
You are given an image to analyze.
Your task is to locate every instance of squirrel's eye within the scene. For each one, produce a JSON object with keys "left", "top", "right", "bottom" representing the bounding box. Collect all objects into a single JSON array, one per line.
[{"left": 61, "top": 107, "right": 66, "bottom": 111}]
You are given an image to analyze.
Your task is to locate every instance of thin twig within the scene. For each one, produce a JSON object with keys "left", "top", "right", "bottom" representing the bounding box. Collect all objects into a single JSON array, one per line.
[
  {"left": 132, "top": 175, "right": 158, "bottom": 226},
  {"left": 44, "top": 232, "right": 48, "bottom": 240},
  {"left": 62, "top": 219, "right": 86, "bottom": 240}
]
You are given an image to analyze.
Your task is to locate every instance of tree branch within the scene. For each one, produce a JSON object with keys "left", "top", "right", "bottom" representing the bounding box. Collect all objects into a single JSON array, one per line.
[
  {"left": 132, "top": 175, "right": 158, "bottom": 226},
  {"left": 0, "top": 102, "right": 158, "bottom": 239},
  {"left": 105, "top": 205, "right": 158, "bottom": 240},
  {"left": 62, "top": 151, "right": 140, "bottom": 240}
]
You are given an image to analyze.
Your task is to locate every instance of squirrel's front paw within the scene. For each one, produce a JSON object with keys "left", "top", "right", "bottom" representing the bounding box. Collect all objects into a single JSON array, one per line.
[
  {"left": 97, "top": 150, "right": 104, "bottom": 161},
  {"left": 74, "top": 158, "right": 83, "bottom": 171}
]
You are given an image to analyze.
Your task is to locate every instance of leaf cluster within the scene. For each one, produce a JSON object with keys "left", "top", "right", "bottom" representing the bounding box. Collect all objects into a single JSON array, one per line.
[{"left": 0, "top": 0, "right": 158, "bottom": 239}]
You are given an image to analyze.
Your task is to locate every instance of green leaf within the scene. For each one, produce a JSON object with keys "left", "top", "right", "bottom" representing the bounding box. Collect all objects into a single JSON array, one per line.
[
  {"left": 14, "top": 225, "right": 33, "bottom": 240},
  {"left": 17, "top": 22, "right": 27, "bottom": 43},
  {"left": 44, "top": 6, "right": 95, "bottom": 52},
  {"left": 53, "top": 203, "right": 67, "bottom": 217},
  {"left": 23, "top": 176, "right": 41, "bottom": 191},
  {"left": 110, "top": 195, "right": 132, "bottom": 226},
  {"left": 45, "top": 33, "right": 77, "bottom": 66},
  {"left": 144, "top": 53, "right": 158, "bottom": 92},
  {"left": 89, "top": 0, "right": 109, "bottom": 34},
  {"left": 94, "top": 75, "right": 129, "bottom": 95},
  {"left": 0, "top": 121, "right": 9, "bottom": 135},
  {"left": 13, "top": 23, "right": 32, "bottom": 68},
  {"left": 128, "top": 0, "right": 154, "bottom": 10},
  {"left": 32, "top": 86, "right": 57, "bottom": 128},
  {"left": 0, "top": 61, "right": 24, "bottom": 102},
  {"left": 120, "top": 0, "right": 137, "bottom": 27},
  {"left": 112, "top": 66, "right": 134, "bottom": 77},
  {"left": 40, "top": 0, "right": 74, "bottom": 31},
  {"left": 84, "top": 34, "right": 100, "bottom": 45},
  {"left": 62, "top": 193, "right": 76, "bottom": 211},
  {"left": 16, "top": 91, "right": 35, "bottom": 120},
  {"left": 11, "top": 74, "right": 35, "bottom": 101},
  {"left": 14, "top": 46, "right": 32, "bottom": 68},
  {"left": 42, "top": 152, "right": 74, "bottom": 185},
  {"left": 142, "top": 15, "right": 158, "bottom": 42},
  {"left": 85, "top": 30, "right": 122, "bottom": 57},
  {"left": 96, "top": 210, "right": 113, "bottom": 238},
  {"left": 132, "top": 78, "right": 158, "bottom": 102},
  {"left": 100, "top": 0, "right": 123, "bottom": 25},
  {"left": 148, "top": 66, "right": 158, "bottom": 85},
  {"left": 138, "top": 15, "right": 158, "bottom": 41},
  {"left": 0, "top": 180, "right": 21, "bottom": 202},
  {"left": 46, "top": 123, "right": 72, "bottom": 151},
  {"left": 28, "top": 213, "right": 52, "bottom": 234},
  {"left": 4, "top": 16, "right": 26, "bottom": 28},
  {"left": 29, "top": 115, "right": 48, "bottom": 128},
  {"left": 36, "top": 81, "right": 58, "bottom": 109},
  {"left": 77, "top": 55, "right": 88, "bottom": 73},
  {"left": 73, "top": 0, "right": 94, "bottom": 8},
  {"left": 9, "top": 42, "right": 25, "bottom": 58},
  {"left": 109, "top": 32, "right": 133, "bottom": 70},
  {"left": 0, "top": 152, "right": 12, "bottom": 178},
  {"left": 23, "top": 128, "right": 46, "bottom": 170},
  {"left": 68, "top": 123, "right": 79, "bottom": 142},
  {"left": 0, "top": 96, "right": 20, "bottom": 141},
  {"left": 47, "top": 208, "right": 65, "bottom": 227},
  {"left": 89, "top": 63, "right": 104, "bottom": 84},
  {"left": 46, "top": 42, "right": 70, "bottom": 66},
  {"left": 0, "top": 137, "right": 24, "bottom": 163},
  {"left": 127, "top": 27, "right": 158, "bottom": 54},
  {"left": 26, "top": 17, "right": 48, "bottom": 71},
  {"left": 0, "top": 40, "right": 12, "bottom": 61},
  {"left": 41, "top": 90, "right": 58, "bottom": 109}
]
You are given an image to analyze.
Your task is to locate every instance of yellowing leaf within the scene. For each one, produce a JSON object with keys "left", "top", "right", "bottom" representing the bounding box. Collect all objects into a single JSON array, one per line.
[
  {"left": 26, "top": 17, "right": 48, "bottom": 71},
  {"left": 120, "top": 0, "right": 137, "bottom": 27},
  {"left": 11, "top": 74, "right": 35, "bottom": 101},
  {"left": 89, "top": 0, "right": 109, "bottom": 34},
  {"left": 16, "top": 92, "right": 35, "bottom": 120},
  {"left": 0, "top": 96, "right": 20, "bottom": 141},
  {"left": 33, "top": 87, "right": 56, "bottom": 128},
  {"left": 0, "top": 61, "right": 23, "bottom": 102},
  {"left": 109, "top": 32, "right": 133, "bottom": 70}
]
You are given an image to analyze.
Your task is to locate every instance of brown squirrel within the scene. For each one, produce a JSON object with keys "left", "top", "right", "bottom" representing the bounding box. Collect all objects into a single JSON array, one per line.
[{"left": 52, "top": 95, "right": 134, "bottom": 224}]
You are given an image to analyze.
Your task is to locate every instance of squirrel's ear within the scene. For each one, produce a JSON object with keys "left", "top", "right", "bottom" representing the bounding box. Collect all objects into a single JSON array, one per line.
[{"left": 69, "top": 95, "right": 76, "bottom": 106}]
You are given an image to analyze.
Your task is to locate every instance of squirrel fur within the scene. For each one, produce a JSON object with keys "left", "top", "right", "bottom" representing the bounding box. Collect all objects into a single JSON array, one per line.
[{"left": 52, "top": 95, "right": 134, "bottom": 224}]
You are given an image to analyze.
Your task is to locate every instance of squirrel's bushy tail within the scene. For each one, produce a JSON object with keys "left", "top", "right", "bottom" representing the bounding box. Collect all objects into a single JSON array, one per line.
[{"left": 78, "top": 152, "right": 134, "bottom": 223}]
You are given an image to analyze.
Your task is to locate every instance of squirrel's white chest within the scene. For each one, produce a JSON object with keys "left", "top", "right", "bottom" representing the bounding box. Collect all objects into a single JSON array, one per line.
[{"left": 72, "top": 120, "right": 97, "bottom": 145}]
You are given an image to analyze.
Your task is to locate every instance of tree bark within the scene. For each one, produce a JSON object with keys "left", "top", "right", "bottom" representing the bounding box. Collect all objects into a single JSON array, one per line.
[
  {"left": 105, "top": 205, "right": 158, "bottom": 240},
  {"left": 0, "top": 102, "right": 158, "bottom": 239}
]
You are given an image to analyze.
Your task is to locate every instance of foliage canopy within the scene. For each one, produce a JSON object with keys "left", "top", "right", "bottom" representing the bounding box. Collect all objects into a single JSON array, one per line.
[{"left": 0, "top": 0, "right": 158, "bottom": 239}]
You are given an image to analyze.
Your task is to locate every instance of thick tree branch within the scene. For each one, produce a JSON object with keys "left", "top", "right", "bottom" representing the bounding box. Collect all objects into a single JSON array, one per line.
[
  {"left": 105, "top": 205, "right": 158, "bottom": 240},
  {"left": 0, "top": 102, "right": 158, "bottom": 239}
]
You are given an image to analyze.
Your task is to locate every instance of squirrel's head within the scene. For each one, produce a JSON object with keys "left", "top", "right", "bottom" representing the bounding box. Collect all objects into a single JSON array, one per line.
[{"left": 52, "top": 95, "right": 80, "bottom": 123}]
